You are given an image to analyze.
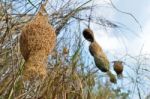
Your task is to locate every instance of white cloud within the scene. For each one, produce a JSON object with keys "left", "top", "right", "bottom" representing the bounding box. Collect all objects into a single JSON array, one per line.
[
  {"left": 140, "top": 21, "right": 150, "bottom": 54},
  {"left": 94, "top": 0, "right": 110, "bottom": 4},
  {"left": 94, "top": 30, "right": 120, "bottom": 50}
]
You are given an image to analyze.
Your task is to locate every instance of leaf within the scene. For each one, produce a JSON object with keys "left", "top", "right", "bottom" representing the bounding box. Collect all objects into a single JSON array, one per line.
[{"left": 71, "top": 48, "right": 80, "bottom": 63}]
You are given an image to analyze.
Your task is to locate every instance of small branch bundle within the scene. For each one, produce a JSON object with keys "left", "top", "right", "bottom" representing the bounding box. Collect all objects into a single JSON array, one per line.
[
  {"left": 20, "top": 4, "right": 56, "bottom": 81},
  {"left": 83, "top": 28, "right": 117, "bottom": 83}
]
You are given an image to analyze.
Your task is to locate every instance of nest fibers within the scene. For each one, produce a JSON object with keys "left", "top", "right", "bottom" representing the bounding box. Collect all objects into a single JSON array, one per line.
[{"left": 20, "top": 11, "right": 56, "bottom": 80}]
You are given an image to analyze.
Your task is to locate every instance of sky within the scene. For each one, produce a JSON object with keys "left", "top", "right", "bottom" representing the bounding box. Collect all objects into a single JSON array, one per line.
[
  {"left": 92, "top": 0, "right": 150, "bottom": 98},
  {"left": 114, "top": 0, "right": 150, "bottom": 55},
  {"left": 93, "top": 0, "right": 150, "bottom": 57}
]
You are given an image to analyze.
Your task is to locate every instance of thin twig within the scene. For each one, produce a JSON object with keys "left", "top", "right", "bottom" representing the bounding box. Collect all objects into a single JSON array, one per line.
[{"left": 109, "top": 0, "right": 142, "bottom": 31}]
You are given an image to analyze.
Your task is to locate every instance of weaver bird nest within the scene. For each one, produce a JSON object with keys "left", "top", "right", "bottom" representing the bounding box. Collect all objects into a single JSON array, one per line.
[
  {"left": 83, "top": 28, "right": 94, "bottom": 42},
  {"left": 83, "top": 28, "right": 117, "bottom": 83},
  {"left": 20, "top": 10, "right": 56, "bottom": 80},
  {"left": 113, "top": 61, "right": 124, "bottom": 77}
]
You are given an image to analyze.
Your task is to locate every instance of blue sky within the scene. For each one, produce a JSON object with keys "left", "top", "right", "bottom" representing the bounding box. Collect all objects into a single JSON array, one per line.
[
  {"left": 92, "top": 0, "right": 150, "bottom": 57},
  {"left": 114, "top": 0, "right": 150, "bottom": 54},
  {"left": 91, "top": 0, "right": 150, "bottom": 98}
]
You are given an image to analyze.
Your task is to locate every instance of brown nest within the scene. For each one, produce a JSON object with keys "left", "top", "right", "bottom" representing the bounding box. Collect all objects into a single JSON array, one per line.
[
  {"left": 20, "top": 12, "right": 56, "bottom": 80},
  {"left": 83, "top": 28, "right": 94, "bottom": 42},
  {"left": 113, "top": 61, "right": 124, "bottom": 76},
  {"left": 89, "top": 41, "right": 109, "bottom": 72}
]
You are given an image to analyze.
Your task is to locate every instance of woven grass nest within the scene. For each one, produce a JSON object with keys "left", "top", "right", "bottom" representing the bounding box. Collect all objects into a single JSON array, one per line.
[
  {"left": 83, "top": 28, "right": 94, "bottom": 42},
  {"left": 89, "top": 41, "right": 110, "bottom": 72},
  {"left": 89, "top": 41, "right": 117, "bottom": 83},
  {"left": 20, "top": 11, "right": 56, "bottom": 80},
  {"left": 113, "top": 61, "right": 124, "bottom": 77},
  {"left": 82, "top": 28, "right": 117, "bottom": 83}
]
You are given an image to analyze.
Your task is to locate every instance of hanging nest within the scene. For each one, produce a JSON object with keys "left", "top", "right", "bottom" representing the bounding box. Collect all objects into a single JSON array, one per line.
[
  {"left": 22, "top": 50, "right": 48, "bottom": 80},
  {"left": 89, "top": 41, "right": 109, "bottom": 72},
  {"left": 107, "top": 71, "right": 117, "bottom": 84},
  {"left": 20, "top": 8, "right": 56, "bottom": 80},
  {"left": 89, "top": 41, "right": 117, "bottom": 83},
  {"left": 83, "top": 28, "right": 94, "bottom": 42},
  {"left": 113, "top": 61, "right": 124, "bottom": 77}
]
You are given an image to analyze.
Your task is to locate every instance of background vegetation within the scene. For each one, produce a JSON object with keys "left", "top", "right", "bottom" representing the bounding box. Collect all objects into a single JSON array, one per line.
[{"left": 0, "top": 0, "right": 150, "bottom": 99}]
